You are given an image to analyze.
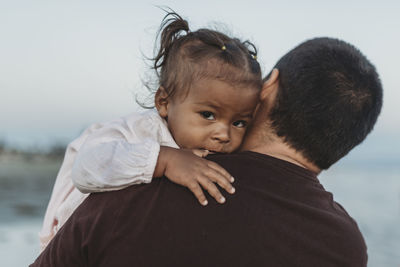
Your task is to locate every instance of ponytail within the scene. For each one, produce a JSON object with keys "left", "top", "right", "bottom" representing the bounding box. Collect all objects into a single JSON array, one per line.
[{"left": 153, "top": 12, "right": 189, "bottom": 73}]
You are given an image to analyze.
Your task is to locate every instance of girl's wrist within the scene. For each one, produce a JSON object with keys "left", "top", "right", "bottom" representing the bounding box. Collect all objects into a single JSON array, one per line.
[{"left": 154, "top": 146, "right": 176, "bottom": 177}]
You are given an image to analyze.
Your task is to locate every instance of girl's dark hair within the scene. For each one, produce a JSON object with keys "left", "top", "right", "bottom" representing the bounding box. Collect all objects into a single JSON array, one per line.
[{"left": 142, "top": 10, "right": 262, "bottom": 105}]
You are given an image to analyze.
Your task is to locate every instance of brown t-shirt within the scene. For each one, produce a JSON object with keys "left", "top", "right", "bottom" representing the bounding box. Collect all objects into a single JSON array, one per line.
[{"left": 31, "top": 151, "right": 367, "bottom": 267}]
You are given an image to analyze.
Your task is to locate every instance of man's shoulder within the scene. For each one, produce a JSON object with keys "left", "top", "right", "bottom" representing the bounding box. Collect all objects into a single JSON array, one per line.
[
  {"left": 62, "top": 151, "right": 367, "bottom": 267},
  {"left": 205, "top": 151, "right": 255, "bottom": 168},
  {"left": 207, "top": 151, "right": 367, "bottom": 265}
]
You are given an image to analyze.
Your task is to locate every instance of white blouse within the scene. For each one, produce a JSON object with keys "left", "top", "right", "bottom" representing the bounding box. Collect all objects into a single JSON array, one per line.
[{"left": 39, "top": 109, "right": 178, "bottom": 251}]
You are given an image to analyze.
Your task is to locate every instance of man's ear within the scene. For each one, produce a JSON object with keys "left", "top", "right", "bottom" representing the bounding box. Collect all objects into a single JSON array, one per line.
[
  {"left": 155, "top": 86, "right": 169, "bottom": 118},
  {"left": 260, "top": 68, "right": 279, "bottom": 101}
]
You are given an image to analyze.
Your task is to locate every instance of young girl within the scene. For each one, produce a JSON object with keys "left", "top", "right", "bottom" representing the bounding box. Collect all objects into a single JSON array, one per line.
[{"left": 39, "top": 11, "right": 262, "bottom": 251}]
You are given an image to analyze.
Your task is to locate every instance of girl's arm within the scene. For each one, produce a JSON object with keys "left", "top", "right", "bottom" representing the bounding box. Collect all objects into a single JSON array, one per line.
[
  {"left": 72, "top": 138, "right": 161, "bottom": 193},
  {"left": 71, "top": 111, "right": 168, "bottom": 193},
  {"left": 72, "top": 111, "right": 235, "bottom": 204}
]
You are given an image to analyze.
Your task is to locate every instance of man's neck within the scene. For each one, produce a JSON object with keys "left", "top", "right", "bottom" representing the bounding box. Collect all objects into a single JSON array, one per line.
[{"left": 240, "top": 130, "right": 321, "bottom": 174}]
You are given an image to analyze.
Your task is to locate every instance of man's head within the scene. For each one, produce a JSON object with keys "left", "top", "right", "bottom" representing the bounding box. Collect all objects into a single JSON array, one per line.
[{"left": 257, "top": 37, "right": 383, "bottom": 170}]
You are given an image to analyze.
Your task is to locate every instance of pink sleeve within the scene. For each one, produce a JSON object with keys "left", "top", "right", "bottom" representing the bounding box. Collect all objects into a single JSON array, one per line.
[{"left": 38, "top": 123, "right": 100, "bottom": 252}]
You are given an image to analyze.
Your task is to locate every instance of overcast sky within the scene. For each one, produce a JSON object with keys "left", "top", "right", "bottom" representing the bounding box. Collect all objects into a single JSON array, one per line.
[{"left": 1, "top": 0, "right": 399, "bottom": 160}]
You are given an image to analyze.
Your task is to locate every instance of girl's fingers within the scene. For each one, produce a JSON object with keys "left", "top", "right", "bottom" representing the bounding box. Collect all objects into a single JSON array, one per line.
[
  {"left": 198, "top": 176, "right": 226, "bottom": 204},
  {"left": 191, "top": 149, "right": 209, "bottom": 158},
  {"left": 204, "top": 168, "right": 235, "bottom": 195},
  {"left": 187, "top": 182, "right": 208, "bottom": 206},
  {"left": 207, "top": 161, "right": 234, "bottom": 183}
]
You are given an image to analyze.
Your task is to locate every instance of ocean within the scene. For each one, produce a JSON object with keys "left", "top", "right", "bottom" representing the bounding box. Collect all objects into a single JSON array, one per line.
[{"left": 0, "top": 154, "right": 399, "bottom": 267}]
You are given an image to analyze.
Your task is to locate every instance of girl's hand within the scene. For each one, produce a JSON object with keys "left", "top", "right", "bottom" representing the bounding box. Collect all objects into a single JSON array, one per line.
[{"left": 154, "top": 146, "right": 235, "bottom": 206}]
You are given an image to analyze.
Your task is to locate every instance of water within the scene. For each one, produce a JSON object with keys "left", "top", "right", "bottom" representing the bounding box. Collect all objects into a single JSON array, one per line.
[
  {"left": 320, "top": 165, "right": 400, "bottom": 266},
  {"left": 0, "top": 220, "right": 42, "bottom": 266},
  {"left": 1, "top": 154, "right": 399, "bottom": 266},
  {"left": 0, "top": 155, "right": 59, "bottom": 266}
]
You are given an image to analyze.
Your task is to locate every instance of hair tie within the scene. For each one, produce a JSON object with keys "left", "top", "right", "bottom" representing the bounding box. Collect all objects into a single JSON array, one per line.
[{"left": 221, "top": 45, "right": 226, "bottom": 51}]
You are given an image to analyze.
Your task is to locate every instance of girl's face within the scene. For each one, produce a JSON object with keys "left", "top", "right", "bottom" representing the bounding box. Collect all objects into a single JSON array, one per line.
[{"left": 156, "top": 78, "right": 259, "bottom": 153}]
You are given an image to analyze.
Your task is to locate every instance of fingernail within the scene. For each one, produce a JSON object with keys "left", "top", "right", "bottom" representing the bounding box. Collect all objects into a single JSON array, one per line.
[
  {"left": 230, "top": 187, "right": 235, "bottom": 194},
  {"left": 202, "top": 200, "right": 208, "bottom": 206},
  {"left": 230, "top": 176, "right": 235, "bottom": 182},
  {"left": 220, "top": 197, "right": 226, "bottom": 203}
]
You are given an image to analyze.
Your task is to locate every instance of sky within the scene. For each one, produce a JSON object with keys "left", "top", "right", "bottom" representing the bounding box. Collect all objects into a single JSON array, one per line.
[{"left": 0, "top": 0, "right": 399, "bottom": 163}]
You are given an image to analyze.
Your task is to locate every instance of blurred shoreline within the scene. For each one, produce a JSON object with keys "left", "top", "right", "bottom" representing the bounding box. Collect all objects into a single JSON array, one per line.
[
  {"left": 0, "top": 147, "right": 65, "bottom": 265},
  {"left": 0, "top": 141, "right": 66, "bottom": 161},
  {"left": 0, "top": 147, "right": 63, "bottom": 224}
]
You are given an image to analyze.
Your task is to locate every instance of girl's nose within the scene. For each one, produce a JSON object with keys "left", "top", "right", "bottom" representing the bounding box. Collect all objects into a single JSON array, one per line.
[{"left": 212, "top": 124, "right": 230, "bottom": 143}]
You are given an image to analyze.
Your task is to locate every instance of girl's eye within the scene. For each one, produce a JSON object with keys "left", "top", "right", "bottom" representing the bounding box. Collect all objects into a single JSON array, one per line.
[
  {"left": 200, "top": 111, "right": 215, "bottom": 120},
  {"left": 233, "top": 120, "right": 247, "bottom": 128}
]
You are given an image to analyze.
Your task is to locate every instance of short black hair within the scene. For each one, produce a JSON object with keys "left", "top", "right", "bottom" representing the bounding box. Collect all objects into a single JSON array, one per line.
[{"left": 267, "top": 37, "right": 383, "bottom": 169}]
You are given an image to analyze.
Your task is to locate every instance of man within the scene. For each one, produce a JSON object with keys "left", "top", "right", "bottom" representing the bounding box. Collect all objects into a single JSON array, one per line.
[{"left": 31, "top": 37, "right": 382, "bottom": 267}]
